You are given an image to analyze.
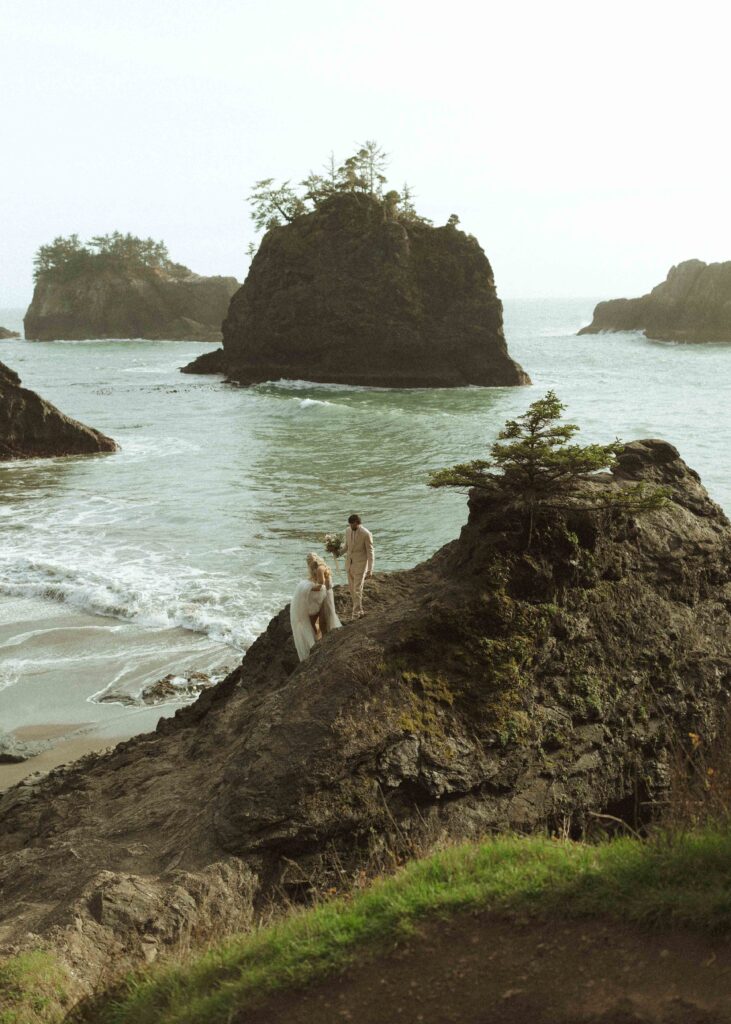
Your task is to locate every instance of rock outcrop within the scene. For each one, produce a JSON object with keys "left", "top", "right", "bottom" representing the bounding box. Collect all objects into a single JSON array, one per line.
[
  {"left": 24, "top": 268, "right": 239, "bottom": 342},
  {"left": 182, "top": 193, "right": 529, "bottom": 386},
  {"left": 579, "top": 259, "right": 731, "bottom": 341},
  {"left": 0, "top": 439, "right": 728, "bottom": 991},
  {"left": 0, "top": 327, "right": 20, "bottom": 339},
  {"left": 0, "top": 360, "right": 117, "bottom": 459}
]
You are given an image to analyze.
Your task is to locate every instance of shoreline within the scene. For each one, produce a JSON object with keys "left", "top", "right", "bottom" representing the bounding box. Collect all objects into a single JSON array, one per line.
[{"left": 0, "top": 723, "right": 129, "bottom": 791}]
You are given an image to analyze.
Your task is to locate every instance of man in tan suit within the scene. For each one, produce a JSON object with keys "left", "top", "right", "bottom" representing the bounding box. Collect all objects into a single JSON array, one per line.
[{"left": 343, "top": 514, "right": 374, "bottom": 620}]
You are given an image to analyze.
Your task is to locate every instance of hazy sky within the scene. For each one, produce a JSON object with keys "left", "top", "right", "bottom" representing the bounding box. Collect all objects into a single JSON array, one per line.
[{"left": 2, "top": 0, "right": 729, "bottom": 307}]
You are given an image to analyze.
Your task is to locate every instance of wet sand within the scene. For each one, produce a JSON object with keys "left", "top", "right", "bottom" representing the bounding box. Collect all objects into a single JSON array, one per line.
[
  {"left": 0, "top": 723, "right": 127, "bottom": 790},
  {"left": 0, "top": 597, "right": 236, "bottom": 791}
]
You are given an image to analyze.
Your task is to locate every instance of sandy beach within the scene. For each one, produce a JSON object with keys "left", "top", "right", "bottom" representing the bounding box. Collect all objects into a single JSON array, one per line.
[{"left": 0, "top": 596, "right": 236, "bottom": 790}]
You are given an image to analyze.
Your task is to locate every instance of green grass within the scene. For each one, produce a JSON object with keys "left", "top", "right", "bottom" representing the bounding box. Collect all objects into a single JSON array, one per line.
[
  {"left": 3, "top": 829, "right": 730, "bottom": 1023},
  {"left": 0, "top": 950, "right": 72, "bottom": 1024},
  {"left": 69, "top": 827, "right": 731, "bottom": 1024}
]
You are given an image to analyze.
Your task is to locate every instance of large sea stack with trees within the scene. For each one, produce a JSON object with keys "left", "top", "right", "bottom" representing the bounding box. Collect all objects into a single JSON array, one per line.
[
  {"left": 24, "top": 233, "right": 239, "bottom": 342},
  {"left": 184, "top": 144, "right": 529, "bottom": 387}
]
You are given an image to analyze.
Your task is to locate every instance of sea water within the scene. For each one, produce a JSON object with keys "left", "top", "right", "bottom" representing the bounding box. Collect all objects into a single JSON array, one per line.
[{"left": 0, "top": 300, "right": 728, "bottom": 734}]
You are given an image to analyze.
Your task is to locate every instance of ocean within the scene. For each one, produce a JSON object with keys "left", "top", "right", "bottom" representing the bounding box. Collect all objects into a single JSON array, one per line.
[{"left": 0, "top": 300, "right": 729, "bottom": 746}]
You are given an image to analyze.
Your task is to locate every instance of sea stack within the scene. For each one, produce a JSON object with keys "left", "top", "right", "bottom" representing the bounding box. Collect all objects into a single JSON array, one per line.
[
  {"left": 24, "top": 233, "right": 239, "bottom": 342},
  {"left": 184, "top": 192, "right": 529, "bottom": 387},
  {"left": 580, "top": 259, "right": 731, "bottom": 342},
  {"left": 0, "top": 360, "right": 117, "bottom": 459}
]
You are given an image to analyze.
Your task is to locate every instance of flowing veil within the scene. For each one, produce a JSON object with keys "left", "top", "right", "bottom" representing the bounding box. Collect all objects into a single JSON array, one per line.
[
  {"left": 290, "top": 580, "right": 342, "bottom": 662},
  {"left": 290, "top": 581, "right": 317, "bottom": 661}
]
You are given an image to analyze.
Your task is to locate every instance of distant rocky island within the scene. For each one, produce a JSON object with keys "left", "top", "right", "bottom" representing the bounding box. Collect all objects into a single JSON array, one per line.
[
  {"left": 184, "top": 144, "right": 529, "bottom": 387},
  {"left": 580, "top": 259, "right": 731, "bottom": 342},
  {"left": 24, "top": 232, "right": 239, "bottom": 342},
  {"left": 0, "top": 326, "right": 20, "bottom": 339},
  {"left": 0, "top": 360, "right": 116, "bottom": 459}
]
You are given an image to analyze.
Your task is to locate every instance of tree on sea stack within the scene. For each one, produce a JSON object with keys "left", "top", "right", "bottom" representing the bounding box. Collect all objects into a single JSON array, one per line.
[{"left": 429, "top": 391, "right": 666, "bottom": 545}]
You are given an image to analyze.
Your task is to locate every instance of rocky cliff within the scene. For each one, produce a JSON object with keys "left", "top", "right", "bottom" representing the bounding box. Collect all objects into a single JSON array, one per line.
[
  {"left": 579, "top": 259, "right": 731, "bottom": 341},
  {"left": 0, "top": 327, "right": 20, "bottom": 339},
  {"left": 183, "top": 193, "right": 529, "bottom": 386},
  {"left": 0, "top": 360, "right": 117, "bottom": 459},
  {"left": 0, "top": 438, "right": 728, "bottom": 992},
  {"left": 24, "top": 267, "right": 239, "bottom": 342}
]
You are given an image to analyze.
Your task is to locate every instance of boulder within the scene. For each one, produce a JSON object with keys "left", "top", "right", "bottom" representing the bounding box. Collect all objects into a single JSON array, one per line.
[
  {"left": 579, "top": 259, "right": 731, "bottom": 341},
  {"left": 24, "top": 267, "right": 239, "bottom": 342},
  {"left": 0, "top": 360, "right": 117, "bottom": 459},
  {"left": 184, "top": 193, "right": 529, "bottom": 387},
  {"left": 0, "top": 439, "right": 729, "bottom": 989},
  {"left": 0, "top": 733, "right": 52, "bottom": 764}
]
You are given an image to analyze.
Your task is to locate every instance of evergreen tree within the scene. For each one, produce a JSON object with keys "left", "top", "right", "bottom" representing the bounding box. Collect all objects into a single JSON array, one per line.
[
  {"left": 247, "top": 179, "right": 308, "bottom": 231},
  {"left": 429, "top": 391, "right": 666, "bottom": 545}
]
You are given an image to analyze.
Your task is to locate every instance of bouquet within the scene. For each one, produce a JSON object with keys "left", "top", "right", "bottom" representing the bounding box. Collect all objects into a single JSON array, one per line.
[{"left": 324, "top": 531, "right": 344, "bottom": 570}]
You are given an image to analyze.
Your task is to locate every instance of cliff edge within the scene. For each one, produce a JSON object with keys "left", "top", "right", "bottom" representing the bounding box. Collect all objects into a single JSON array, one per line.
[
  {"left": 0, "top": 360, "right": 117, "bottom": 459},
  {"left": 0, "top": 438, "right": 728, "bottom": 992},
  {"left": 579, "top": 259, "right": 731, "bottom": 342},
  {"left": 183, "top": 193, "right": 529, "bottom": 387}
]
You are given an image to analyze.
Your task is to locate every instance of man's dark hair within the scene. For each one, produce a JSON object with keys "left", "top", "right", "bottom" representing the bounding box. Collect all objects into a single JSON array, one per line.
[{"left": 348, "top": 514, "right": 361, "bottom": 525}]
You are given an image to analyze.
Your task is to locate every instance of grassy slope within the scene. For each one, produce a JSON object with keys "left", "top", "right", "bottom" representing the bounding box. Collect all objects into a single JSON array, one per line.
[{"left": 3, "top": 829, "right": 731, "bottom": 1023}]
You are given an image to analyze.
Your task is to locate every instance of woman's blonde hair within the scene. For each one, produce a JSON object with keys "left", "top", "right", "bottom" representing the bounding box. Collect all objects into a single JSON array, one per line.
[{"left": 306, "top": 551, "right": 331, "bottom": 583}]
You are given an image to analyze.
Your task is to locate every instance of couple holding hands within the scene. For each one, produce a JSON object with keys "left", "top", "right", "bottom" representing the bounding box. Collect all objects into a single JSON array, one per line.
[{"left": 290, "top": 514, "right": 375, "bottom": 662}]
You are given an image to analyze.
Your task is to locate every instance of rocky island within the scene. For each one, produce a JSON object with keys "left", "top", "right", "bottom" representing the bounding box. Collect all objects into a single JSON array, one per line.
[
  {"left": 0, "top": 412, "right": 728, "bottom": 1007},
  {"left": 579, "top": 258, "right": 731, "bottom": 342},
  {"left": 0, "top": 326, "right": 20, "bottom": 339},
  {"left": 24, "top": 232, "right": 239, "bottom": 342},
  {"left": 184, "top": 145, "right": 529, "bottom": 386},
  {"left": 0, "top": 359, "right": 116, "bottom": 459}
]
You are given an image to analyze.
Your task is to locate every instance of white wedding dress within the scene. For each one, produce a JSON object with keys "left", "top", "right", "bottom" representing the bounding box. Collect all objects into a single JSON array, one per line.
[{"left": 290, "top": 579, "right": 342, "bottom": 661}]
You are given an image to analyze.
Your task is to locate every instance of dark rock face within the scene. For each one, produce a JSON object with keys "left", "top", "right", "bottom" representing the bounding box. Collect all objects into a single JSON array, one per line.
[
  {"left": 184, "top": 193, "right": 529, "bottom": 387},
  {"left": 0, "top": 360, "right": 117, "bottom": 459},
  {"left": 579, "top": 260, "right": 731, "bottom": 341},
  {"left": 0, "top": 327, "right": 20, "bottom": 339},
  {"left": 24, "top": 268, "right": 239, "bottom": 342},
  {"left": 0, "top": 440, "right": 729, "bottom": 986}
]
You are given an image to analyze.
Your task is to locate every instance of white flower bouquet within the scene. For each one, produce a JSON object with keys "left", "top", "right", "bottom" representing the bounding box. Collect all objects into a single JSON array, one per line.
[{"left": 324, "top": 531, "right": 344, "bottom": 571}]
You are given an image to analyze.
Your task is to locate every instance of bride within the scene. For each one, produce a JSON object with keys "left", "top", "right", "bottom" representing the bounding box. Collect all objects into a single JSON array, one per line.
[{"left": 290, "top": 552, "right": 342, "bottom": 661}]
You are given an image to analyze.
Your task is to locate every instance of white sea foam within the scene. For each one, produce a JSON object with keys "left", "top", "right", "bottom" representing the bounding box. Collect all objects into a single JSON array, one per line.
[
  {"left": 0, "top": 556, "right": 270, "bottom": 652},
  {"left": 297, "top": 398, "right": 336, "bottom": 409}
]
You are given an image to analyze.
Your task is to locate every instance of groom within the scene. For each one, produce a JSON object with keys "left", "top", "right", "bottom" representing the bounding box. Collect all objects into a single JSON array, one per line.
[{"left": 343, "top": 514, "right": 374, "bottom": 620}]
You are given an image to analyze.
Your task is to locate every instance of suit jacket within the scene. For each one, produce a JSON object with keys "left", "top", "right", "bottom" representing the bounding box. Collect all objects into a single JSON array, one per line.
[{"left": 344, "top": 525, "right": 374, "bottom": 574}]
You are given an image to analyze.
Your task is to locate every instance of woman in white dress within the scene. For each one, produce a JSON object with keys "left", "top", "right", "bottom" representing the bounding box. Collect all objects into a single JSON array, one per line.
[{"left": 290, "top": 552, "right": 342, "bottom": 661}]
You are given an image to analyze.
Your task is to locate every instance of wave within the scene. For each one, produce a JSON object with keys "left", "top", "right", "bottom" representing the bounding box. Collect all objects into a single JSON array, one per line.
[
  {"left": 297, "top": 397, "right": 337, "bottom": 409},
  {"left": 0, "top": 664, "right": 19, "bottom": 693},
  {"left": 254, "top": 378, "right": 392, "bottom": 394},
  {"left": 0, "top": 557, "right": 273, "bottom": 652}
]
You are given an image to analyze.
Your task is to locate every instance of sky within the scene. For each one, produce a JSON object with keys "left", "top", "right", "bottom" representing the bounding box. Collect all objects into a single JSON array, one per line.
[{"left": 2, "top": 0, "right": 730, "bottom": 307}]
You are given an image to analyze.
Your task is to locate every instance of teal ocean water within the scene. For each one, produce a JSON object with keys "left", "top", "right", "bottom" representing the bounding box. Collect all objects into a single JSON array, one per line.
[{"left": 0, "top": 300, "right": 728, "bottom": 734}]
